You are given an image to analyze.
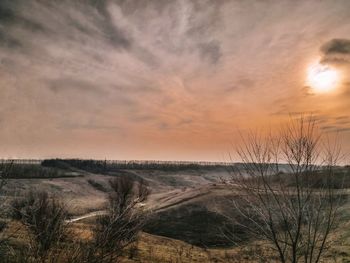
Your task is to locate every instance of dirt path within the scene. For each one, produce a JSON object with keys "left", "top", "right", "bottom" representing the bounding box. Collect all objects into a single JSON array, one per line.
[
  {"left": 67, "top": 185, "right": 216, "bottom": 223},
  {"left": 66, "top": 210, "right": 108, "bottom": 223}
]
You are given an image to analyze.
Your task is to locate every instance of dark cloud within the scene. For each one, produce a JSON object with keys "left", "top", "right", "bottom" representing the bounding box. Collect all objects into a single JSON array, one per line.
[
  {"left": 319, "top": 39, "right": 350, "bottom": 100},
  {"left": 0, "top": 1, "right": 46, "bottom": 33},
  {"left": 0, "top": 1, "right": 20, "bottom": 24},
  {"left": 0, "top": 0, "right": 132, "bottom": 50},
  {"left": 300, "top": 86, "right": 315, "bottom": 97},
  {"left": 0, "top": 30, "right": 22, "bottom": 49},
  {"left": 321, "top": 39, "right": 350, "bottom": 55},
  {"left": 94, "top": 9, "right": 132, "bottom": 49},
  {"left": 320, "top": 38, "right": 350, "bottom": 64}
]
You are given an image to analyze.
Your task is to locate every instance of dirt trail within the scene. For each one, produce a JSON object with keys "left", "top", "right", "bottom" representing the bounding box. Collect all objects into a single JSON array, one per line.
[
  {"left": 67, "top": 184, "right": 219, "bottom": 223},
  {"left": 66, "top": 210, "right": 108, "bottom": 223}
]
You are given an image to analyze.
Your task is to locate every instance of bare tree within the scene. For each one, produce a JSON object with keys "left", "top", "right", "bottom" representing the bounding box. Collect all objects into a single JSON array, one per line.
[
  {"left": 11, "top": 191, "right": 69, "bottom": 263},
  {"left": 225, "top": 117, "right": 345, "bottom": 263},
  {"left": 74, "top": 177, "right": 150, "bottom": 263}
]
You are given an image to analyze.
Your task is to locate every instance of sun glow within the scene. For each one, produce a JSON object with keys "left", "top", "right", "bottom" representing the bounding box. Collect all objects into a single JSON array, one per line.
[{"left": 307, "top": 63, "right": 339, "bottom": 93}]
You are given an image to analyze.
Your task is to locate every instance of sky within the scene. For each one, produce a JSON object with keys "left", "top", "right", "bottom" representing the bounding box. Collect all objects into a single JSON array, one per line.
[{"left": 1, "top": 0, "right": 350, "bottom": 161}]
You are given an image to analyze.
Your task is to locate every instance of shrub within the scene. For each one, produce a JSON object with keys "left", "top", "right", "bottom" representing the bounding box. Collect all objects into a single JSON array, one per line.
[
  {"left": 76, "top": 177, "right": 151, "bottom": 263},
  {"left": 11, "top": 191, "right": 69, "bottom": 262}
]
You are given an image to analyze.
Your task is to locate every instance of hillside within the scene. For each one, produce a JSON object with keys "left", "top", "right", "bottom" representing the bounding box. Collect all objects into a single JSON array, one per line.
[{"left": 2, "top": 161, "right": 350, "bottom": 262}]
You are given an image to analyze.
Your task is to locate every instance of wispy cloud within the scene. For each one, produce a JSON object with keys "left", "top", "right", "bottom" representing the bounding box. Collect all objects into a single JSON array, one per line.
[{"left": 1, "top": 0, "right": 350, "bottom": 160}]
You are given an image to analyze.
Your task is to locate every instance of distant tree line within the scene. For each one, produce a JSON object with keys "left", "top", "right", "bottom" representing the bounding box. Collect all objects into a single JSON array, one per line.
[
  {"left": 41, "top": 159, "right": 230, "bottom": 173},
  {"left": 0, "top": 164, "right": 66, "bottom": 179}
]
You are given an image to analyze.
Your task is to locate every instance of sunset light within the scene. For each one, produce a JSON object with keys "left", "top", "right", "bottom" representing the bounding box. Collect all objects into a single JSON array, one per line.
[
  {"left": 1, "top": 1, "right": 350, "bottom": 261},
  {"left": 307, "top": 63, "right": 339, "bottom": 93}
]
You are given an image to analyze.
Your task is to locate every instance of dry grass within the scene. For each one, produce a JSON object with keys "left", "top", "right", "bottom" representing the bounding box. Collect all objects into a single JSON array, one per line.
[
  {"left": 2, "top": 217, "right": 350, "bottom": 262},
  {"left": 1, "top": 164, "right": 350, "bottom": 262}
]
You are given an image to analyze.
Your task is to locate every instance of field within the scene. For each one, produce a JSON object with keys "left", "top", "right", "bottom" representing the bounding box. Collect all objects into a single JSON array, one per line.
[{"left": 1, "top": 160, "right": 350, "bottom": 262}]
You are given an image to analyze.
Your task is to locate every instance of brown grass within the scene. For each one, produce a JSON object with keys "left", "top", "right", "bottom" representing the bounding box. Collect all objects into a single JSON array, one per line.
[{"left": 2, "top": 219, "right": 350, "bottom": 262}]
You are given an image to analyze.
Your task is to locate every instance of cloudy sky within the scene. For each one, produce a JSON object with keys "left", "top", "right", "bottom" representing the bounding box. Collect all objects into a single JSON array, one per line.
[{"left": 1, "top": 0, "right": 350, "bottom": 161}]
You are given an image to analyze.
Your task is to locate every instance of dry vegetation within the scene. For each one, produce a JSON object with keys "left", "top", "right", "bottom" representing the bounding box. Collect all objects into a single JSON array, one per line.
[
  {"left": 0, "top": 177, "right": 150, "bottom": 263},
  {"left": 0, "top": 118, "right": 349, "bottom": 262},
  {"left": 221, "top": 118, "right": 346, "bottom": 263}
]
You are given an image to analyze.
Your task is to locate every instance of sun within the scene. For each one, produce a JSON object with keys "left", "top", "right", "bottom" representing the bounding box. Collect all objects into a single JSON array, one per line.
[{"left": 307, "top": 63, "right": 339, "bottom": 93}]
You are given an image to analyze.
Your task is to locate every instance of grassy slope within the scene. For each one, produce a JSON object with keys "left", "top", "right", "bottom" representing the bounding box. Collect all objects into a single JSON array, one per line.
[
  {"left": 73, "top": 221, "right": 350, "bottom": 263},
  {"left": 5, "top": 219, "right": 350, "bottom": 263},
  {"left": 3, "top": 165, "right": 350, "bottom": 262},
  {"left": 2, "top": 166, "right": 230, "bottom": 215}
]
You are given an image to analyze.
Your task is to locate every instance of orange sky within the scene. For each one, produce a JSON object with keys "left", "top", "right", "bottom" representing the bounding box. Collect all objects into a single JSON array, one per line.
[{"left": 1, "top": 0, "right": 350, "bottom": 161}]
